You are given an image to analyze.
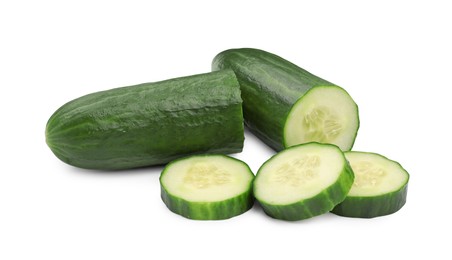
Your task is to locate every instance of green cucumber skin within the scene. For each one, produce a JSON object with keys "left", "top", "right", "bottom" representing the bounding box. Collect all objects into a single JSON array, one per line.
[
  {"left": 331, "top": 184, "right": 408, "bottom": 218},
  {"left": 46, "top": 70, "right": 244, "bottom": 170},
  {"left": 161, "top": 188, "right": 254, "bottom": 220},
  {"left": 160, "top": 155, "right": 255, "bottom": 220},
  {"left": 255, "top": 143, "right": 355, "bottom": 221},
  {"left": 212, "top": 48, "right": 333, "bottom": 151}
]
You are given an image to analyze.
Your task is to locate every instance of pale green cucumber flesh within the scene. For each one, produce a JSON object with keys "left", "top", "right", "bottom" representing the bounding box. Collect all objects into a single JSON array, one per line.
[
  {"left": 332, "top": 152, "right": 409, "bottom": 218},
  {"left": 160, "top": 154, "right": 254, "bottom": 220},
  {"left": 253, "top": 142, "right": 354, "bottom": 221},
  {"left": 284, "top": 86, "right": 359, "bottom": 151}
]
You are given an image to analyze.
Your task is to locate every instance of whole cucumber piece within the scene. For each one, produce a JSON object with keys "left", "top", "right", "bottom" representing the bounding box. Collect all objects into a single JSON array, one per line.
[
  {"left": 46, "top": 70, "right": 244, "bottom": 170},
  {"left": 212, "top": 48, "right": 359, "bottom": 151}
]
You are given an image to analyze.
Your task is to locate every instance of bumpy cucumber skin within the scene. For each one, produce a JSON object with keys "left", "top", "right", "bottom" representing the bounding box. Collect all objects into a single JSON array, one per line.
[
  {"left": 255, "top": 143, "right": 355, "bottom": 221},
  {"left": 160, "top": 155, "right": 255, "bottom": 220},
  {"left": 212, "top": 48, "right": 354, "bottom": 151},
  {"left": 46, "top": 70, "right": 244, "bottom": 170},
  {"left": 331, "top": 152, "right": 409, "bottom": 218}
]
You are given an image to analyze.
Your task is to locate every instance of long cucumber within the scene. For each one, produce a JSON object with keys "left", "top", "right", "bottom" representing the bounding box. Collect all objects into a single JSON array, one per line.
[{"left": 46, "top": 70, "right": 244, "bottom": 170}]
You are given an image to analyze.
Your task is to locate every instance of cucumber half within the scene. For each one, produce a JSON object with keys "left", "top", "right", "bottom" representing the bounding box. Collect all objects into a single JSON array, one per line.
[
  {"left": 212, "top": 48, "right": 359, "bottom": 152},
  {"left": 332, "top": 152, "right": 409, "bottom": 218},
  {"left": 284, "top": 86, "right": 359, "bottom": 151},
  {"left": 253, "top": 142, "right": 354, "bottom": 221},
  {"left": 160, "top": 154, "right": 254, "bottom": 220}
]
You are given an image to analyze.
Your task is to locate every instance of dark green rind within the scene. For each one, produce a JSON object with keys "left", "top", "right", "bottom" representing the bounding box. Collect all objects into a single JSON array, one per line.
[
  {"left": 254, "top": 143, "right": 355, "bottom": 221},
  {"left": 46, "top": 70, "right": 244, "bottom": 170},
  {"left": 161, "top": 187, "right": 254, "bottom": 220},
  {"left": 159, "top": 155, "right": 255, "bottom": 220},
  {"left": 331, "top": 184, "right": 408, "bottom": 218},
  {"left": 212, "top": 48, "right": 340, "bottom": 151},
  {"left": 331, "top": 152, "right": 410, "bottom": 218}
]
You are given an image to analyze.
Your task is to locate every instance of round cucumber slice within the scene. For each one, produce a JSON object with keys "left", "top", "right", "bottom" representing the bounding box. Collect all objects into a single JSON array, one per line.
[
  {"left": 284, "top": 86, "right": 359, "bottom": 151},
  {"left": 160, "top": 154, "right": 254, "bottom": 220},
  {"left": 331, "top": 151, "right": 409, "bottom": 218},
  {"left": 253, "top": 142, "right": 354, "bottom": 221}
]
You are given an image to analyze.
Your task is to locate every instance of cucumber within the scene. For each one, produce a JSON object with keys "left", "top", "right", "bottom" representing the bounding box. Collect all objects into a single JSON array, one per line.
[
  {"left": 160, "top": 154, "right": 254, "bottom": 220},
  {"left": 212, "top": 48, "right": 359, "bottom": 151},
  {"left": 253, "top": 142, "right": 354, "bottom": 221},
  {"left": 45, "top": 70, "right": 244, "bottom": 170},
  {"left": 332, "top": 152, "right": 409, "bottom": 218}
]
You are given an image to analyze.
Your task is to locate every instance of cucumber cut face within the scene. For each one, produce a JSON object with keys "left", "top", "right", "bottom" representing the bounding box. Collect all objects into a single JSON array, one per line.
[
  {"left": 254, "top": 143, "right": 354, "bottom": 221},
  {"left": 160, "top": 155, "right": 254, "bottom": 220},
  {"left": 284, "top": 86, "right": 359, "bottom": 151},
  {"left": 332, "top": 152, "right": 409, "bottom": 218}
]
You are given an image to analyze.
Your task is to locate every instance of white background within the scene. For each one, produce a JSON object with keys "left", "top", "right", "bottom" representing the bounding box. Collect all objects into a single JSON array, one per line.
[{"left": 1, "top": 0, "right": 451, "bottom": 259}]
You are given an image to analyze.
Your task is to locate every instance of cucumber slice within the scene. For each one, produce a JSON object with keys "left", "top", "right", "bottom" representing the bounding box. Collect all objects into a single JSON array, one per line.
[
  {"left": 160, "top": 154, "right": 254, "bottom": 220},
  {"left": 332, "top": 152, "right": 409, "bottom": 218},
  {"left": 284, "top": 86, "right": 359, "bottom": 151},
  {"left": 253, "top": 142, "right": 354, "bottom": 221}
]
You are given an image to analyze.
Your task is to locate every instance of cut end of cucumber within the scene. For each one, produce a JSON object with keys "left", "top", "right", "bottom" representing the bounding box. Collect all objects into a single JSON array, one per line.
[
  {"left": 345, "top": 152, "right": 409, "bottom": 197},
  {"left": 283, "top": 86, "right": 359, "bottom": 151}
]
